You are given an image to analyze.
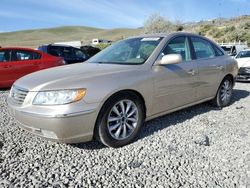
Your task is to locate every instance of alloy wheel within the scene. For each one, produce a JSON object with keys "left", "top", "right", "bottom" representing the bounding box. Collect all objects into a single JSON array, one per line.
[
  {"left": 107, "top": 100, "right": 139, "bottom": 140},
  {"left": 220, "top": 79, "right": 232, "bottom": 105}
]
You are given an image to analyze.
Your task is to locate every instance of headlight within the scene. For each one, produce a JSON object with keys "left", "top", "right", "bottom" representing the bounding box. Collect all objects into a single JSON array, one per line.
[{"left": 33, "top": 89, "right": 86, "bottom": 105}]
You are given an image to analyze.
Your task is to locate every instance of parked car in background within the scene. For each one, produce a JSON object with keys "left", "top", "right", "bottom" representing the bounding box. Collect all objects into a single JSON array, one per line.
[
  {"left": 0, "top": 47, "right": 64, "bottom": 88},
  {"left": 38, "top": 44, "right": 89, "bottom": 64},
  {"left": 235, "top": 49, "right": 250, "bottom": 81},
  {"left": 8, "top": 33, "right": 238, "bottom": 147},
  {"left": 220, "top": 43, "right": 248, "bottom": 56},
  {"left": 80, "top": 45, "right": 100, "bottom": 57}
]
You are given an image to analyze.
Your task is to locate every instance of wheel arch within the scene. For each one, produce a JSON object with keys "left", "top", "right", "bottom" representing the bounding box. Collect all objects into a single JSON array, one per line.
[
  {"left": 223, "top": 73, "right": 235, "bottom": 86},
  {"left": 99, "top": 89, "right": 147, "bottom": 119},
  {"left": 93, "top": 89, "right": 147, "bottom": 142}
]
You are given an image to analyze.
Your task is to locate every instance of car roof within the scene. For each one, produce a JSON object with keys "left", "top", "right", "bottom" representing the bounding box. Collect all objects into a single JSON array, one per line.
[
  {"left": 129, "top": 32, "right": 204, "bottom": 39},
  {"left": 40, "top": 44, "right": 78, "bottom": 48},
  {"left": 0, "top": 47, "right": 42, "bottom": 53}
]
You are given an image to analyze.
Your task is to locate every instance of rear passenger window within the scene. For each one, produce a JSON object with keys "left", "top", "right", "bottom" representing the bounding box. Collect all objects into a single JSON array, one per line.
[
  {"left": 33, "top": 52, "right": 42, "bottom": 59},
  {"left": 162, "top": 36, "right": 191, "bottom": 61},
  {"left": 11, "top": 50, "right": 41, "bottom": 61},
  {"left": 191, "top": 37, "right": 216, "bottom": 59}
]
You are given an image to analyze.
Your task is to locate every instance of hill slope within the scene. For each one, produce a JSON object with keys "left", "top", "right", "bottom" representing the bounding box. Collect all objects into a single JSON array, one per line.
[
  {"left": 185, "top": 15, "right": 250, "bottom": 44},
  {"left": 0, "top": 15, "right": 249, "bottom": 48},
  {"left": 0, "top": 26, "right": 142, "bottom": 48}
]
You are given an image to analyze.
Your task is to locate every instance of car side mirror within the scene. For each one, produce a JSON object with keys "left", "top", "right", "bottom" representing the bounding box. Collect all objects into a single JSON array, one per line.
[{"left": 158, "top": 54, "right": 182, "bottom": 65}]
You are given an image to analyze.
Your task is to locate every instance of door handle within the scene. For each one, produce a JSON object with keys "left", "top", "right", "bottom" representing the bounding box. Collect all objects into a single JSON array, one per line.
[
  {"left": 3, "top": 65, "right": 11, "bottom": 68},
  {"left": 187, "top": 69, "right": 196, "bottom": 76}
]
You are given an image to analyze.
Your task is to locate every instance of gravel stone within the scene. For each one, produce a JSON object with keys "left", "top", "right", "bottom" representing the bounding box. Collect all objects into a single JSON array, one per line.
[{"left": 0, "top": 83, "right": 250, "bottom": 187}]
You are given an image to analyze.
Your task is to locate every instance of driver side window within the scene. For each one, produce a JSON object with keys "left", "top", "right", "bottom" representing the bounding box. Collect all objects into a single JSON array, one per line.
[{"left": 162, "top": 36, "right": 191, "bottom": 62}]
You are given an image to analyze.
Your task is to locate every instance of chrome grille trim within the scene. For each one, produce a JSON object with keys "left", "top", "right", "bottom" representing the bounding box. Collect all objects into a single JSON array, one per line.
[{"left": 10, "top": 86, "right": 29, "bottom": 105}]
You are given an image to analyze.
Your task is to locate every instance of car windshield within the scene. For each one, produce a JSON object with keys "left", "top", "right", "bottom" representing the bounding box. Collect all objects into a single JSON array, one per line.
[
  {"left": 236, "top": 50, "right": 250, "bottom": 59},
  {"left": 89, "top": 37, "right": 162, "bottom": 65}
]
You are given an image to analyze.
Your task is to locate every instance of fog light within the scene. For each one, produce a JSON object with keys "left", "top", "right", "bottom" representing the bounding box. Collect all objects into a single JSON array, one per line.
[{"left": 41, "top": 130, "right": 58, "bottom": 139}]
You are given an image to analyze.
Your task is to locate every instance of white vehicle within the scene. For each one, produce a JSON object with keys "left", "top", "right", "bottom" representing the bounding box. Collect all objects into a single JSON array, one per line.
[
  {"left": 220, "top": 42, "right": 248, "bottom": 56},
  {"left": 235, "top": 49, "right": 250, "bottom": 81},
  {"left": 92, "top": 38, "right": 112, "bottom": 45}
]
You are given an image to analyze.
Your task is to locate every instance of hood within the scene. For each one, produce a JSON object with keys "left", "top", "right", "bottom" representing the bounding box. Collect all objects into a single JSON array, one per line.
[
  {"left": 14, "top": 63, "right": 141, "bottom": 91},
  {"left": 236, "top": 57, "right": 250, "bottom": 68}
]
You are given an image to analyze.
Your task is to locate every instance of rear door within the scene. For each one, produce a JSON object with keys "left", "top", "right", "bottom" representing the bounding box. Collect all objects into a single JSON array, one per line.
[
  {"left": 190, "top": 37, "right": 225, "bottom": 99},
  {"left": 10, "top": 50, "right": 41, "bottom": 80},
  {"left": 152, "top": 36, "right": 199, "bottom": 114}
]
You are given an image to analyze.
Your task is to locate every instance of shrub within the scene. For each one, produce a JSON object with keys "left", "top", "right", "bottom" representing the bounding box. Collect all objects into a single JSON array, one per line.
[
  {"left": 144, "top": 14, "right": 175, "bottom": 34},
  {"left": 95, "top": 43, "right": 111, "bottom": 50}
]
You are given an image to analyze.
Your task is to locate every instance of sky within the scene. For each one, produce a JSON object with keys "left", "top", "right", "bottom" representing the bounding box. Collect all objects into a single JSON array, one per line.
[{"left": 0, "top": 0, "right": 250, "bottom": 32}]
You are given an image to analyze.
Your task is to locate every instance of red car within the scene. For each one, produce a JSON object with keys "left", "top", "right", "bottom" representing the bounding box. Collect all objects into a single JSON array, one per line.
[{"left": 0, "top": 47, "right": 65, "bottom": 88}]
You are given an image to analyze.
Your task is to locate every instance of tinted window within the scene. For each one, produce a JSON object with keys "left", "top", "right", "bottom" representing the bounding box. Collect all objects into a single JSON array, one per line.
[
  {"left": 191, "top": 37, "right": 216, "bottom": 59},
  {"left": 162, "top": 36, "right": 191, "bottom": 61},
  {"left": 11, "top": 50, "right": 40, "bottom": 61},
  {"left": 0, "top": 50, "right": 11, "bottom": 62},
  {"left": 48, "top": 46, "right": 62, "bottom": 57},
  {"left": 62, "top": 47, "right": 73, "bottom": 59},
  {"left": 74, "top": 49, "right": 87, "bottom": 59},
  {"left": 33, "top": 52, "right": 42, "bottom": 59}
]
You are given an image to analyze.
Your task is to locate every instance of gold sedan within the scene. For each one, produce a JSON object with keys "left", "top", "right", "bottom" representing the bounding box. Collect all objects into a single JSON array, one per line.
[{"left": 8, "top": 33, "right": 238, "bottom": 147}]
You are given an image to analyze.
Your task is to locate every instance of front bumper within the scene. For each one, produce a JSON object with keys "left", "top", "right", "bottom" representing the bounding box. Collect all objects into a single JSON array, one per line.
[
  {"left": 236, "top": 67, "right": 250, "bottom": 81},
  {"left": 8, "top": 97, "right": 100, "bottom": 143}
]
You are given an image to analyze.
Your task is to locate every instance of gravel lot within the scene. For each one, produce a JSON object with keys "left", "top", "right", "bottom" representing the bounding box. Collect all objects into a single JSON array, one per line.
[{"left": 0, "top": 82, "right": 250, "bottom": 187}]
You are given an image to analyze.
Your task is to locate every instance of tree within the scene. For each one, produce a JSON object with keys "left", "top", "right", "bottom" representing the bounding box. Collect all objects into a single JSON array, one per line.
[{"left": 144, "top": 14, "right": 175, "bottom": 34}]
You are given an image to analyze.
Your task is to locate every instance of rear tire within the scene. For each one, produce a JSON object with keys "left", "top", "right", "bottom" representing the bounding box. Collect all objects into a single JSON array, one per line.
[
  {"left": 212, "top": 77, "right": 233, "bottom": 108},
  {"left": 95, "top": 92, "right": 145, "bottom": 148}
]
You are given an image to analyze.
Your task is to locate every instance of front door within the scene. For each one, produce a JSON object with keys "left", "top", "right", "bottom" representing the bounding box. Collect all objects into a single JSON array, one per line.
[
  {"left": 152, "top": 36, "right": 199, "bottom": 115},
  {"left": 0, "top": 50, "right": 13, "bottom": 87}
]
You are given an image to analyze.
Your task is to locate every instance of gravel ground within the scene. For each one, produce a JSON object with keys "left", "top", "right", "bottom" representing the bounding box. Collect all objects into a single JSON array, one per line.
[{"left": 0, "top": 82, "right": 250, "bottom": 188}]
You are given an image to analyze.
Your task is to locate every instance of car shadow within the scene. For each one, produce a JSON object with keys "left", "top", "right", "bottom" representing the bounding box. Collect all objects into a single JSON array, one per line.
[
  {"left": 231, "top": 89, "right": 250, "bottom": 104},
  {"left": 61, "top": 89, "right": 250, "bottom": 150},
  {"left": 137, "top": 88, "right": 250, "bottom": 142}
]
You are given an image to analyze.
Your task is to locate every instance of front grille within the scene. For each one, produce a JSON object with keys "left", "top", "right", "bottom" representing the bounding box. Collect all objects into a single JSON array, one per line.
[
  {"left": 238, "top": 67, "right": 250, "bottom": 75},
  {"left": 10, "top": 86, "right": 29, "bottom": 105}
]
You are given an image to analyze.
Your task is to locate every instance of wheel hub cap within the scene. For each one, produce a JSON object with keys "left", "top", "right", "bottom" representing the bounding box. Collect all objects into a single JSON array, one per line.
[{"left": 107, "top": 100, "right": 139, "bottom": 140}]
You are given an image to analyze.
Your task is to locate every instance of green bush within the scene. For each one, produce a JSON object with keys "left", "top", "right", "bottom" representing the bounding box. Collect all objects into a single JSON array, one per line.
[
  {"left": 198, "top": 24, "right": 213, "bottom": 35},
  {"left": 95, "top": 43, "right": 111, "bottom": 50}
]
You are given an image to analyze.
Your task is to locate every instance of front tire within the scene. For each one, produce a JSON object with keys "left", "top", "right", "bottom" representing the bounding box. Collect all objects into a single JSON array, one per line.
[
  {"left": 95, "top": 92, "right": 145, "bottom": 148},
  {"left": 212, "top": 77, "right": 233, "bottom": 107}
]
